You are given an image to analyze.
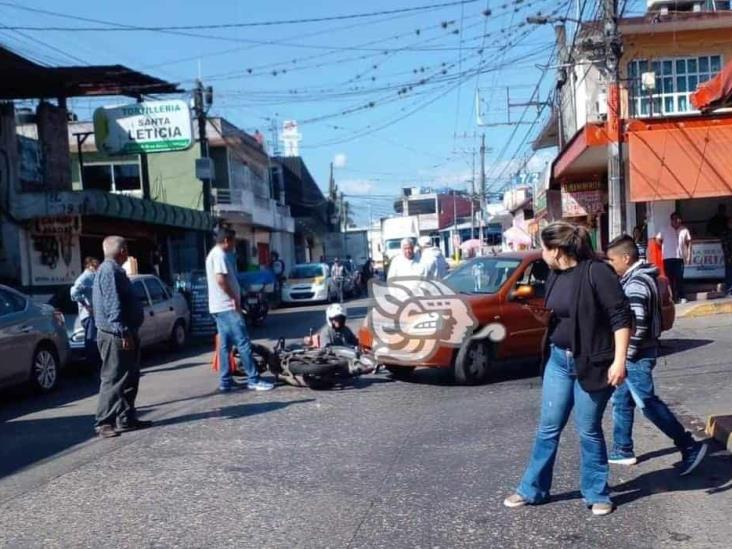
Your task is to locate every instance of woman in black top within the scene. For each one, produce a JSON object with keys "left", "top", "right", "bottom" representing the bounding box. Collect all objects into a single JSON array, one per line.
[{"left": 504, "top": 221, "right": 631, "bottom": 516}]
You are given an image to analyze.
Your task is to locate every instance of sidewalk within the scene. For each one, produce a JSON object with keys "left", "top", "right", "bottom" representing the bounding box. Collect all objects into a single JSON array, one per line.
[
  {"left": 675, "top": 296, "right": 732, "bottom": 319},
  {"left": 655, "top": 314, "right": 732, "bottom": 454}
]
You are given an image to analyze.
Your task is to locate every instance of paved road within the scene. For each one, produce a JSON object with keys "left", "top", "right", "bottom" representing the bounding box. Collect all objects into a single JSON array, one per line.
[{"left": 1, "top": 301, "right": 731, "bottom": 548}]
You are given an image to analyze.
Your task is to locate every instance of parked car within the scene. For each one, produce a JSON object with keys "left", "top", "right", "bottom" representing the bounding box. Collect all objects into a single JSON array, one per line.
[
  {"left": 281, "top": 263, "right": 336, "bottom": 304},
  {"left": 358, "top": 251, "right": 675, "bottom": 385},
  {"left": 0, "top": 284, "right": 69, "bottom": 393},
  {"left": 51, "top": 274, "right": 190, "bottom": 362}
]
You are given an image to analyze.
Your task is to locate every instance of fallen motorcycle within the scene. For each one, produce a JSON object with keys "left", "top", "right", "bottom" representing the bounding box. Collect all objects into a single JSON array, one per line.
[{"left": 234, "top": 339, "right": 377, "bottom": 389}]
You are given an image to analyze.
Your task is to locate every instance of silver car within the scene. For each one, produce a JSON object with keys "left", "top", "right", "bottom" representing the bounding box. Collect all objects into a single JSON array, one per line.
[
  {"left": 59, "top": 274, "right": 190, "bottom": 361},
  {"left": 0, "top": 285, "right": 69, "bottom": 393}
]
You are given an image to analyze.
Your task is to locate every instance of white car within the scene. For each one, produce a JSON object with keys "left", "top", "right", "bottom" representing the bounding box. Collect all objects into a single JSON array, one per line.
[
  {"left": 51, "top": 274, "right": 190, "bottom": 361},
  {"left": 281, "top": 263, "right": 335, "bottom": 304}
]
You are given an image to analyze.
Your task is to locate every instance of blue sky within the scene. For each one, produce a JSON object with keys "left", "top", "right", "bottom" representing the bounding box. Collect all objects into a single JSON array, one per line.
[{"left": 0, "top": 0, "right": 645, "bottom": 225}]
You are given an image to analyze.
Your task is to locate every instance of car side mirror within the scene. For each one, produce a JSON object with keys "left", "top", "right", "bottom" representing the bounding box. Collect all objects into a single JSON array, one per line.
[{"left": 510, "top": 284, "right": 535, "bottom": 301}]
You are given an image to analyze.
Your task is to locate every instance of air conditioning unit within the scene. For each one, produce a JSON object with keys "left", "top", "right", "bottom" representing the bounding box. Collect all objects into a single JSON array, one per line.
[
  {"left": 587, "top": 92, "right": 608, "bottom": 123},
  {"left": 646, "top": 0, "right": 713, "bottom": 13}
]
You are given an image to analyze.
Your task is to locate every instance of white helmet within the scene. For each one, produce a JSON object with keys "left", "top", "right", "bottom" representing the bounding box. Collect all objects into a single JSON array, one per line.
[{"left": 326, "top": 303, "right": 347, "bottom": 322}]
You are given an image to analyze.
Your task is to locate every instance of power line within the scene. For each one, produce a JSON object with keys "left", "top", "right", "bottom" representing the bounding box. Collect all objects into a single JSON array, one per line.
[{"left": 0, "top": 0, "right": 481, "bottom": 31}]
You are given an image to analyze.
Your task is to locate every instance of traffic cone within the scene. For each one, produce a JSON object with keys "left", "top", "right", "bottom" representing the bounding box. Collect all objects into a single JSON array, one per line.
[{"left": 211, "top": 334, "right": 237, "bottom": 373}]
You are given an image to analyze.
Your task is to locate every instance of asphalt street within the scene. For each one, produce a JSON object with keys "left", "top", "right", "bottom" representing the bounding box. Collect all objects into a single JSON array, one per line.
[{"left": 1, "top": 299, "right": 731, "bottom": 548}]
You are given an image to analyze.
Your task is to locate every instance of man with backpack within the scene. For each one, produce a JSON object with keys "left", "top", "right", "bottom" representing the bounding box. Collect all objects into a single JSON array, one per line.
[{"left": 606, "top": 235, "right": 707, "bottom": 476}]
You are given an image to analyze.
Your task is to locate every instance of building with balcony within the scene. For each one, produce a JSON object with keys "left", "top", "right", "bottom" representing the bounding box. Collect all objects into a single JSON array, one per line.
[
  {"left": 274, "top": 156, "right": 333, "bottom": 264},
  {"left": 69, "top": 116, "right": 295, "bottom": 274},
  {"left": 535, "top": 3, "right": 732, "bottom": 263}
]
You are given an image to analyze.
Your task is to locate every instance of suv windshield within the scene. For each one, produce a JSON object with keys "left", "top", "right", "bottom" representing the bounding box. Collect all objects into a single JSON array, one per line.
[
  {"left": 444, "top": 258, "right": 522, "bottom": 294},
  {"left": 290, "top": 265, "right": 323, "bottom": 279}
]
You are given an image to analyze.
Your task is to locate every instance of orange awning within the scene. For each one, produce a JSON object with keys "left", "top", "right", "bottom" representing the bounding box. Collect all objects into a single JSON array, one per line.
[
  {"left": 627, "top": 116, "right": 732, "bottom": 202},
  {"left": 552, "top": 123, "right": 609, "bottom": 182},
  {"left": 691, "top": 59, "right": 732, "bottom": 112}
]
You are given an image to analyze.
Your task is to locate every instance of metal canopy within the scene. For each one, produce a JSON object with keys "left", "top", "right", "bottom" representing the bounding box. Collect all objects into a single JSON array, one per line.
[{"left": 0, "top": 46, "right": 180, "bottom": 99}]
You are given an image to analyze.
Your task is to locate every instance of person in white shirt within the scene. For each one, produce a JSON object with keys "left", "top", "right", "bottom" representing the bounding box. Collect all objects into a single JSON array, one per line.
[
  {"left": 387, "top": 238, "right": 424, "bottom": 279},
  {"left": 655, "top": 212, "right": 691, "bottom": 303},
  {"left": 207, "top": 229, "right": 273, "bottom": 392},
  {"left": 417, "top": 236, "right": 449, "bottom": 279}
]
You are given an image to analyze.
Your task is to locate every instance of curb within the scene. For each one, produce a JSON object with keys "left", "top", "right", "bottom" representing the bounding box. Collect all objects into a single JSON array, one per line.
[
  {"left": 675, "top": 298, "right": 732, "bottom": 319},
  {"left": 706, "top": 415, "right": 732, "bottom": 453}
]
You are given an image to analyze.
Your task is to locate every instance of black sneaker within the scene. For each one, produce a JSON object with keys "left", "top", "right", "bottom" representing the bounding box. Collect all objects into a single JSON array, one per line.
[
  {"left": 680, "top": 441, "right": 708, "bottom": 476},
  {"left": 96, "top": 424, "right": 120, "bottom": 439},
  {"left": 116, "top": 419, "right": 153, "bottom": 433}
]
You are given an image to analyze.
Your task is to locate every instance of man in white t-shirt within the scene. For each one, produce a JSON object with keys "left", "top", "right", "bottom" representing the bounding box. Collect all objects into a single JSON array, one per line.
[
  {"left": 655, "top": 212, "right": 691, "bottom": 303},
  {"left": 387, "top": 238, "right": 424, "bottom": 279},
  {"left": 206, "top": 228, "right": 273, "bottom": 392}
]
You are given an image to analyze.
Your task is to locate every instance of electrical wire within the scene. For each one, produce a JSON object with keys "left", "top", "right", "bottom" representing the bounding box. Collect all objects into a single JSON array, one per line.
[{"left": 0, "top": 0, "right": 482, "bottom": 31}]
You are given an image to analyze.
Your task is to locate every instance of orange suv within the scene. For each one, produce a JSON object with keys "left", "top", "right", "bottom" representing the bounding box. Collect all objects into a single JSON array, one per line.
[{"left": 358, "top": 252, "right": 675, "bottom": 385}]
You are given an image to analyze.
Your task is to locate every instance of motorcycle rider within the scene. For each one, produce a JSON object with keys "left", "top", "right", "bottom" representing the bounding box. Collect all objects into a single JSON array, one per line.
[{"left": 318, "top": 304, "right": 359, "bottom": 348}]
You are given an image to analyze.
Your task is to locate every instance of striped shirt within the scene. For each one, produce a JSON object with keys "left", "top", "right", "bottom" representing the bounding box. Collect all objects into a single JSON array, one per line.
[{"left": 619, "top": 261, "right": 662, "bottom": 360}]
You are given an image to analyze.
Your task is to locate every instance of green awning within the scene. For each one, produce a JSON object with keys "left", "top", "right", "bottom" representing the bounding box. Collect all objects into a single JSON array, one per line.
[{"left": 12, "top": 190, "right": 215, "bottom": 231}]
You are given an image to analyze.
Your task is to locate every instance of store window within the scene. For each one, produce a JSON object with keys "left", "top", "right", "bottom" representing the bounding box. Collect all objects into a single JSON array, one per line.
[
  {"left": 628, "top": 55, "right": 723, "bottom": 116},
  {"left": 82, "top": 162, "right": 141, "bottom": 193}
]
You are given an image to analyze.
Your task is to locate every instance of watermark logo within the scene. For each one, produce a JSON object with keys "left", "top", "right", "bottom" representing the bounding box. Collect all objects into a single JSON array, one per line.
[{"left": 368, "top": 277, "right": 506, "bottom": 364}]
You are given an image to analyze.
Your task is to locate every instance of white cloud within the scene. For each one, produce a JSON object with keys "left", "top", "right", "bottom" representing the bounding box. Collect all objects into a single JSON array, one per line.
[
  {"left": 338, "top": 178, "right": 376, "bottom": 195},
  {"left": 333, "top": 153, "right": 347, "bottom": 168}
]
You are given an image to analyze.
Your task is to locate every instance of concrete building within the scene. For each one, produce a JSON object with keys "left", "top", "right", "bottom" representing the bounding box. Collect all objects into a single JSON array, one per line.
[
  {"left": 0, "top": 46, "right": 215, "bottom": 291},
  {"left": 68, "top": 117, "right": 295, "bottom": 276},
  {"left": 274, "top": 156, "right": 333, "bottom": 265},
  {"left": 535, "top": 3, "right": 732, "bottom": 279}
]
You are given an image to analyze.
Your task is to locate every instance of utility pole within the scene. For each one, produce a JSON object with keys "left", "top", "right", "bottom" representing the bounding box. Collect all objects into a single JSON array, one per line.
[
  {"left": 605, "top": 0, "right": 626, "bottom": 239},
  {"left": 136, "top": 96, "right": 152, "bottom": 200},
  {"left": 479, "top": 133, "right": 487, "bottom": 254},
  {"left": 452, "top": 189, "right": 458, "bottom": 261},
  {"left": 339, "top": 192, "right": 345, "bottom": 232},
  {"left": 470, "top": 150, "right": 476, "bottom": 240},
  {"left": 194, "top": 79, "right": 213, "bottom": 216}
]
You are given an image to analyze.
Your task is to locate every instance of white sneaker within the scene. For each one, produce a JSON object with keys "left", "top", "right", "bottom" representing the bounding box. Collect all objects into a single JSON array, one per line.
[
  {"left": 592, "top": 502, "right": 614, "bottom": 516},
  {"left": 503, "top": 494, "right": 528, "bottom": 508},
  {"left": 247, "top": 379, "right": 274, "bottom": 391}
]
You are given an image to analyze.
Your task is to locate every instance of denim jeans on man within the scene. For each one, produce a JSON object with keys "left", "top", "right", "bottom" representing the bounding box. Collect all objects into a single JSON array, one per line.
[
  {"left": 517, "top": 345, "right": 613, "bottom": 505},
  {"left": 213, "top": 310, "right": 259, "bottom": 389},
  {"left": 612, "top": 348, "right": 694, "bottom": 454}
]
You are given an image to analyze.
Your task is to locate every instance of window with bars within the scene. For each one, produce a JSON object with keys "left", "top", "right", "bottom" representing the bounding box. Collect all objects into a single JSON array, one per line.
[{"left": 628, "top": 55, "right": 723, "bottom": 116}]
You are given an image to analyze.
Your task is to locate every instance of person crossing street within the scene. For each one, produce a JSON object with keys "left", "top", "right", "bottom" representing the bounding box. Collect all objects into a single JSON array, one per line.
[{"left": 605, "top": 235, "right": 708, "bottom": 475}]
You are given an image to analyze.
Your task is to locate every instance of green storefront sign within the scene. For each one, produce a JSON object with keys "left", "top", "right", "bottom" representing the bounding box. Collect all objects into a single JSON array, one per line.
[{"left": 93, "top": 100, "right": 193, "bottom": 155}]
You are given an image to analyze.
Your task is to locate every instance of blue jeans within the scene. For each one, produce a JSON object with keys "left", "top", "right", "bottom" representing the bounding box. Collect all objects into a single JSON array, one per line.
[
  {"left": 213, "top": 310, "right": 258, "bottom": 388},
  {"left": 611, "top": 348, "right": 694, "bottom": 454},
  {"left": 517, "top": 345, "right": 613, "bottom": 505}
]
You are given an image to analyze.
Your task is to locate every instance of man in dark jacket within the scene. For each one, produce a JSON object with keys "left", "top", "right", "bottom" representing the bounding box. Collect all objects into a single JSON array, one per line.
[
  {"left": 606, "top": 235, "right": 707, "bottom": 476},
  {"left": 92, "top": 236, "right": 146, "bottom": 439}
]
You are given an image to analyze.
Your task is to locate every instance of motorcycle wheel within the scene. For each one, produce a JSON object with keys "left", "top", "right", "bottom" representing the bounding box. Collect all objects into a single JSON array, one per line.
[
  {"left": 287, "top": 357, "right": 345, "bottom": 377},
  {"left": 303, "top": 374, "right": 336, "bottom": 390}
]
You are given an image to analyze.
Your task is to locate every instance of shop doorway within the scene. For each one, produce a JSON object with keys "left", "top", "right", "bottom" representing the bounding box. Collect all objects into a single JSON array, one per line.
[{"left": 257, "top": 242, "right": 270, "bottom": 267}]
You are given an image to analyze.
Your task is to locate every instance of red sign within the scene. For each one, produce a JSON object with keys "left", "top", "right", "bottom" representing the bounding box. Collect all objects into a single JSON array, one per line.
[{"left": 561, "top": 181, "right": 606, "bottom": 218}]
